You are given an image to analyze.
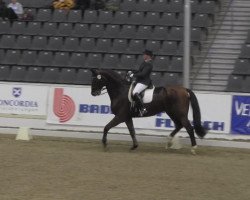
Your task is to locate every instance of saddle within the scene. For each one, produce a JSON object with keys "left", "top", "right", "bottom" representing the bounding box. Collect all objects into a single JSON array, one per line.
[{"left": 128, "top": 82, "right": 155, "bottom": 104}]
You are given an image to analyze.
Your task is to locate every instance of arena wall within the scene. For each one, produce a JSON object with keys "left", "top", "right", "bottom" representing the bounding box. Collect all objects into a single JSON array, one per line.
[{"left": 0, "top": 82, "right": 249, "bottom": 144}]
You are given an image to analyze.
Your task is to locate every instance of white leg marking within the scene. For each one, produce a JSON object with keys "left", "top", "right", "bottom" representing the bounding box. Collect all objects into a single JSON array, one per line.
[{"left": 191, "top": 145, "right": 198, "bottom": 155}]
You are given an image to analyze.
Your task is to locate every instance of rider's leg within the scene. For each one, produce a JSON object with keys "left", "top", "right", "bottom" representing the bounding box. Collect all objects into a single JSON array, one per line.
[
  {"left": 132, "top": 83, "right": 148, "bottom": 96},
  {"left": 132, "top": 83, "right": 148, "bottom": 116}
]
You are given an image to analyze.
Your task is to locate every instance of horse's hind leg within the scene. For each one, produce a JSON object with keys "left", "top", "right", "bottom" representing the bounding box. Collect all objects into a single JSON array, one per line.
[
  {"left": 166, "top": 126, "right": 182, "bottom": 149},
  {"left": 125, "top": 118, "right": 138, "bottom": 150},
  {"left": 181, "top": 118, "right": 197, "bottom": 154},
  {"left": 103, "top": 116, "right": 122, "bottom": 148},
  {"left": 166, "top": 120, "right": 182, "bottom": 149}
]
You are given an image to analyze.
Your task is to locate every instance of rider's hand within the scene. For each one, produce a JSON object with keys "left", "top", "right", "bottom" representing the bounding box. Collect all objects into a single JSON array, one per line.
[
  {"left": 126, "top": 71, "right": 134, "bottom": 82},
  {"left": 127, "top": 71, "right": 134, "bottom": 78}
]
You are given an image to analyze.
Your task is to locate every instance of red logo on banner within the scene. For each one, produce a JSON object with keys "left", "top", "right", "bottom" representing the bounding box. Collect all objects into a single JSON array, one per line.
[{"left": 53, "top": 88, "right": 75, "bottom": 122}]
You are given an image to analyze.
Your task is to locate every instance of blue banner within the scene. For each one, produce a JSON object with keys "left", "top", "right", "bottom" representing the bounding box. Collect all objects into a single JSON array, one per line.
[{"left": 231, "top": 95, "right": 250, "bottom": 135}]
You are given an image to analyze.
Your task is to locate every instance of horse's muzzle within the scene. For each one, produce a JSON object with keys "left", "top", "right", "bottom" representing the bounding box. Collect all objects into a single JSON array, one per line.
[{"left": 91, "top": 90, "right": 101, "bottom": 96}]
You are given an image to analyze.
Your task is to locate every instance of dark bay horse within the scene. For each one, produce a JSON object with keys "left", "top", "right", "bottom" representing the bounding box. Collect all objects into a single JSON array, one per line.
[{"left": 90, "top": 69, "right": 207, "bottom": 153}]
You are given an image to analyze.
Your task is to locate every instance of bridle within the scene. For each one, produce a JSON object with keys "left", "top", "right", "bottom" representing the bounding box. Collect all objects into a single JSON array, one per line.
[
  {"left": 91, "top": 74, "right": 108, "bottom": 96},
  {"left": 99, "top": 87, "right": 107, "bottom": 95}
]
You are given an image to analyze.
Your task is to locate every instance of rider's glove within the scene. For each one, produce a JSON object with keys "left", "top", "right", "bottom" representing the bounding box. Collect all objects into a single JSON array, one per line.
[{"left": 127, "top": 71, "right": 134, "bottom": 78}]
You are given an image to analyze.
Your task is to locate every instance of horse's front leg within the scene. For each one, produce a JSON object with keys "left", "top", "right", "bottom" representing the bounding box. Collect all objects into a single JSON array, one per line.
[
  {"left": 103, "top": 116, "right": 122, "bottom": 148},
  {"left": 125, "top": 118, "right": 138, "bottom": 150}
]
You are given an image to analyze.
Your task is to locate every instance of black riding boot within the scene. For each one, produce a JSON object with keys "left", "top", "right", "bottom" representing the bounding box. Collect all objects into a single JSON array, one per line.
[{"left": 133, "top": 93, "right": 147, "bottom": 116}]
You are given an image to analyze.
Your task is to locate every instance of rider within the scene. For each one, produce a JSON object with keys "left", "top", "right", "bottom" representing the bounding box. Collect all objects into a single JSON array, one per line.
[{"left": 128, "top": 49, "right": 154, "bottom": 116}]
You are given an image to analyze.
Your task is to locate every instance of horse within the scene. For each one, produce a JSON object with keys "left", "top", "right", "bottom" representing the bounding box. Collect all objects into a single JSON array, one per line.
[{"left": 90, "top": 69, "right": 207, "bottom": 154}]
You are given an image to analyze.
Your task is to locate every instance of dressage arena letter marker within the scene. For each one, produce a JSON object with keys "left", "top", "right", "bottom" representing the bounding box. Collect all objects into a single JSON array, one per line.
[
  {"left": 16, "top": 127, "right": 32, "bottom": 141},
  {"left": 53, "top": 88, "right": 76, "bottom": 123}
]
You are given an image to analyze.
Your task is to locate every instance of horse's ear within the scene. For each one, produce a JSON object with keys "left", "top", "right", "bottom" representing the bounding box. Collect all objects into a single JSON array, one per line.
[{"left": 90, "top": 69, "right": 97, "bottom": 75}]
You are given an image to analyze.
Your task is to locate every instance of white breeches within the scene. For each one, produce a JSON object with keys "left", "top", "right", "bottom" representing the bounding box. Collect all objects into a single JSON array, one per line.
[{"left": 132, "top": 83, "right": 148, "bottom": 95}]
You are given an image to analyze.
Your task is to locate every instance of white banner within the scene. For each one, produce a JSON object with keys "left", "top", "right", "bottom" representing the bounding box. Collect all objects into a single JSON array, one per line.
[
  {"left": 193, "top": 93, "right": 231, "bottom": 133},
  {"left": 47, "top": 86, "right": 113, "bottom": 125},
  {"left": 0, "top": 84, "right": 48, "bottom": 115},
  {"left": 47, "top": 86, "right": 231, "bottom": 134}
]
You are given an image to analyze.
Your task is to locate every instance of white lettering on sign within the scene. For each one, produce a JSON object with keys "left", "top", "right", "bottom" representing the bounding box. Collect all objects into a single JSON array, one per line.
[
  {"left": 247, "top": 120, "right": 250, "bottom": 128},
  {"left": 235, "top": 101, "right": 250, "bottom": 116}
]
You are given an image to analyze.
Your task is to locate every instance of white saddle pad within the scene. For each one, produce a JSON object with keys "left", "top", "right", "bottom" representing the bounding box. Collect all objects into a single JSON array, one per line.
[{"left": 128, "top": 84, "right": 155, "bottom": 104}]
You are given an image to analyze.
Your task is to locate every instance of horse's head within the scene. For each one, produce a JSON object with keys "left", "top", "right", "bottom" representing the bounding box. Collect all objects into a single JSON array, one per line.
[{"left": 90, "top": 69, "right": 107, "bottom": 96}]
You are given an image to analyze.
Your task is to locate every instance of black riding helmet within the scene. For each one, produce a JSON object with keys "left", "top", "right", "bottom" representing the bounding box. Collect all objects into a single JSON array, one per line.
[{"left": 143, "top": 49, "right": 154, "bottom": 57}]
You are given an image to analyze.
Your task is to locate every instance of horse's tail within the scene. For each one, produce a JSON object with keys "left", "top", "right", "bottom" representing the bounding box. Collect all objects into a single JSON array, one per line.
[{"left": 186, "top": 89, "right": 207, "bottom": 138}]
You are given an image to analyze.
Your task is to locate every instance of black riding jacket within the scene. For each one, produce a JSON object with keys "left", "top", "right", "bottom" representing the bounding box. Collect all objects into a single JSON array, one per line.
[{"left": 134, "top": 60, "right": 153, "bottom": 85}]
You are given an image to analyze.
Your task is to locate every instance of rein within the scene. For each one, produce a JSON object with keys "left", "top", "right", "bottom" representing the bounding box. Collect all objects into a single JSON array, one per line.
[{"left": 99, "top": 87, "right": 108, "bottom": 95}]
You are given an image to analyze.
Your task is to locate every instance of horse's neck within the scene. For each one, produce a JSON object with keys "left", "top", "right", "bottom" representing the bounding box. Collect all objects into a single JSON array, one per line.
[
  {"left": 106, "top": 80, "right": 127, "bottom": 100},
  {"left": 101, "top": 70, "right": 128, "bottom": 100}
]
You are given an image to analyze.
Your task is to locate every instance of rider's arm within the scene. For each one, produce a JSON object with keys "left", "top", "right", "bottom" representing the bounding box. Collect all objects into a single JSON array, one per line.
[{"left": 134, "top": 64, "right": 152, "bottom": 78}]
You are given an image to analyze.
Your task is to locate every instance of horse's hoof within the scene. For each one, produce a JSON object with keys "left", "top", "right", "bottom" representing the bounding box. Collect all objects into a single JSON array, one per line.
[
  {"left": 166, "top": 136, "right": 173, "bottom": 149},
  {"left": 191, "top": 145, "right": 197, "bottom": 155},
  {"left": 166, "top": 141, "right": 173, "bottom": 149},
  {"left": 130, "top": 145, "right": 138, "bottom": 150},
  {"left": 103, "top": 143, "right": 107, "bottom": 148},
  {"left": 102, "top": 140, "right": 107, "bottom": 148}
]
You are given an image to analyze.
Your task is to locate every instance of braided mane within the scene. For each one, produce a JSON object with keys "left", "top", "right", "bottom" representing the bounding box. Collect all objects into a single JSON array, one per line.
[{"left": 99, "top": 69, "right": 129, "bottom": 85}]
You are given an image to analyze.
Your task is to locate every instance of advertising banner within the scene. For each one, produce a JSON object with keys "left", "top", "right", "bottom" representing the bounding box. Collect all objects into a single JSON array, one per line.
[
  {"left": 0, "top": 84, "right": 48, "bottom": 115},
  {"left": 155, "top": 93, "right": 231, "bottom": 134},
  {"left": 47, "top": 86, "right": 231, "bottom": 134},
  {"left": 47, "top": 86, "right": 114, "bottom": 125},
  {"left": 231, "top": 95, "right": 250, "bottom": 135}
]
